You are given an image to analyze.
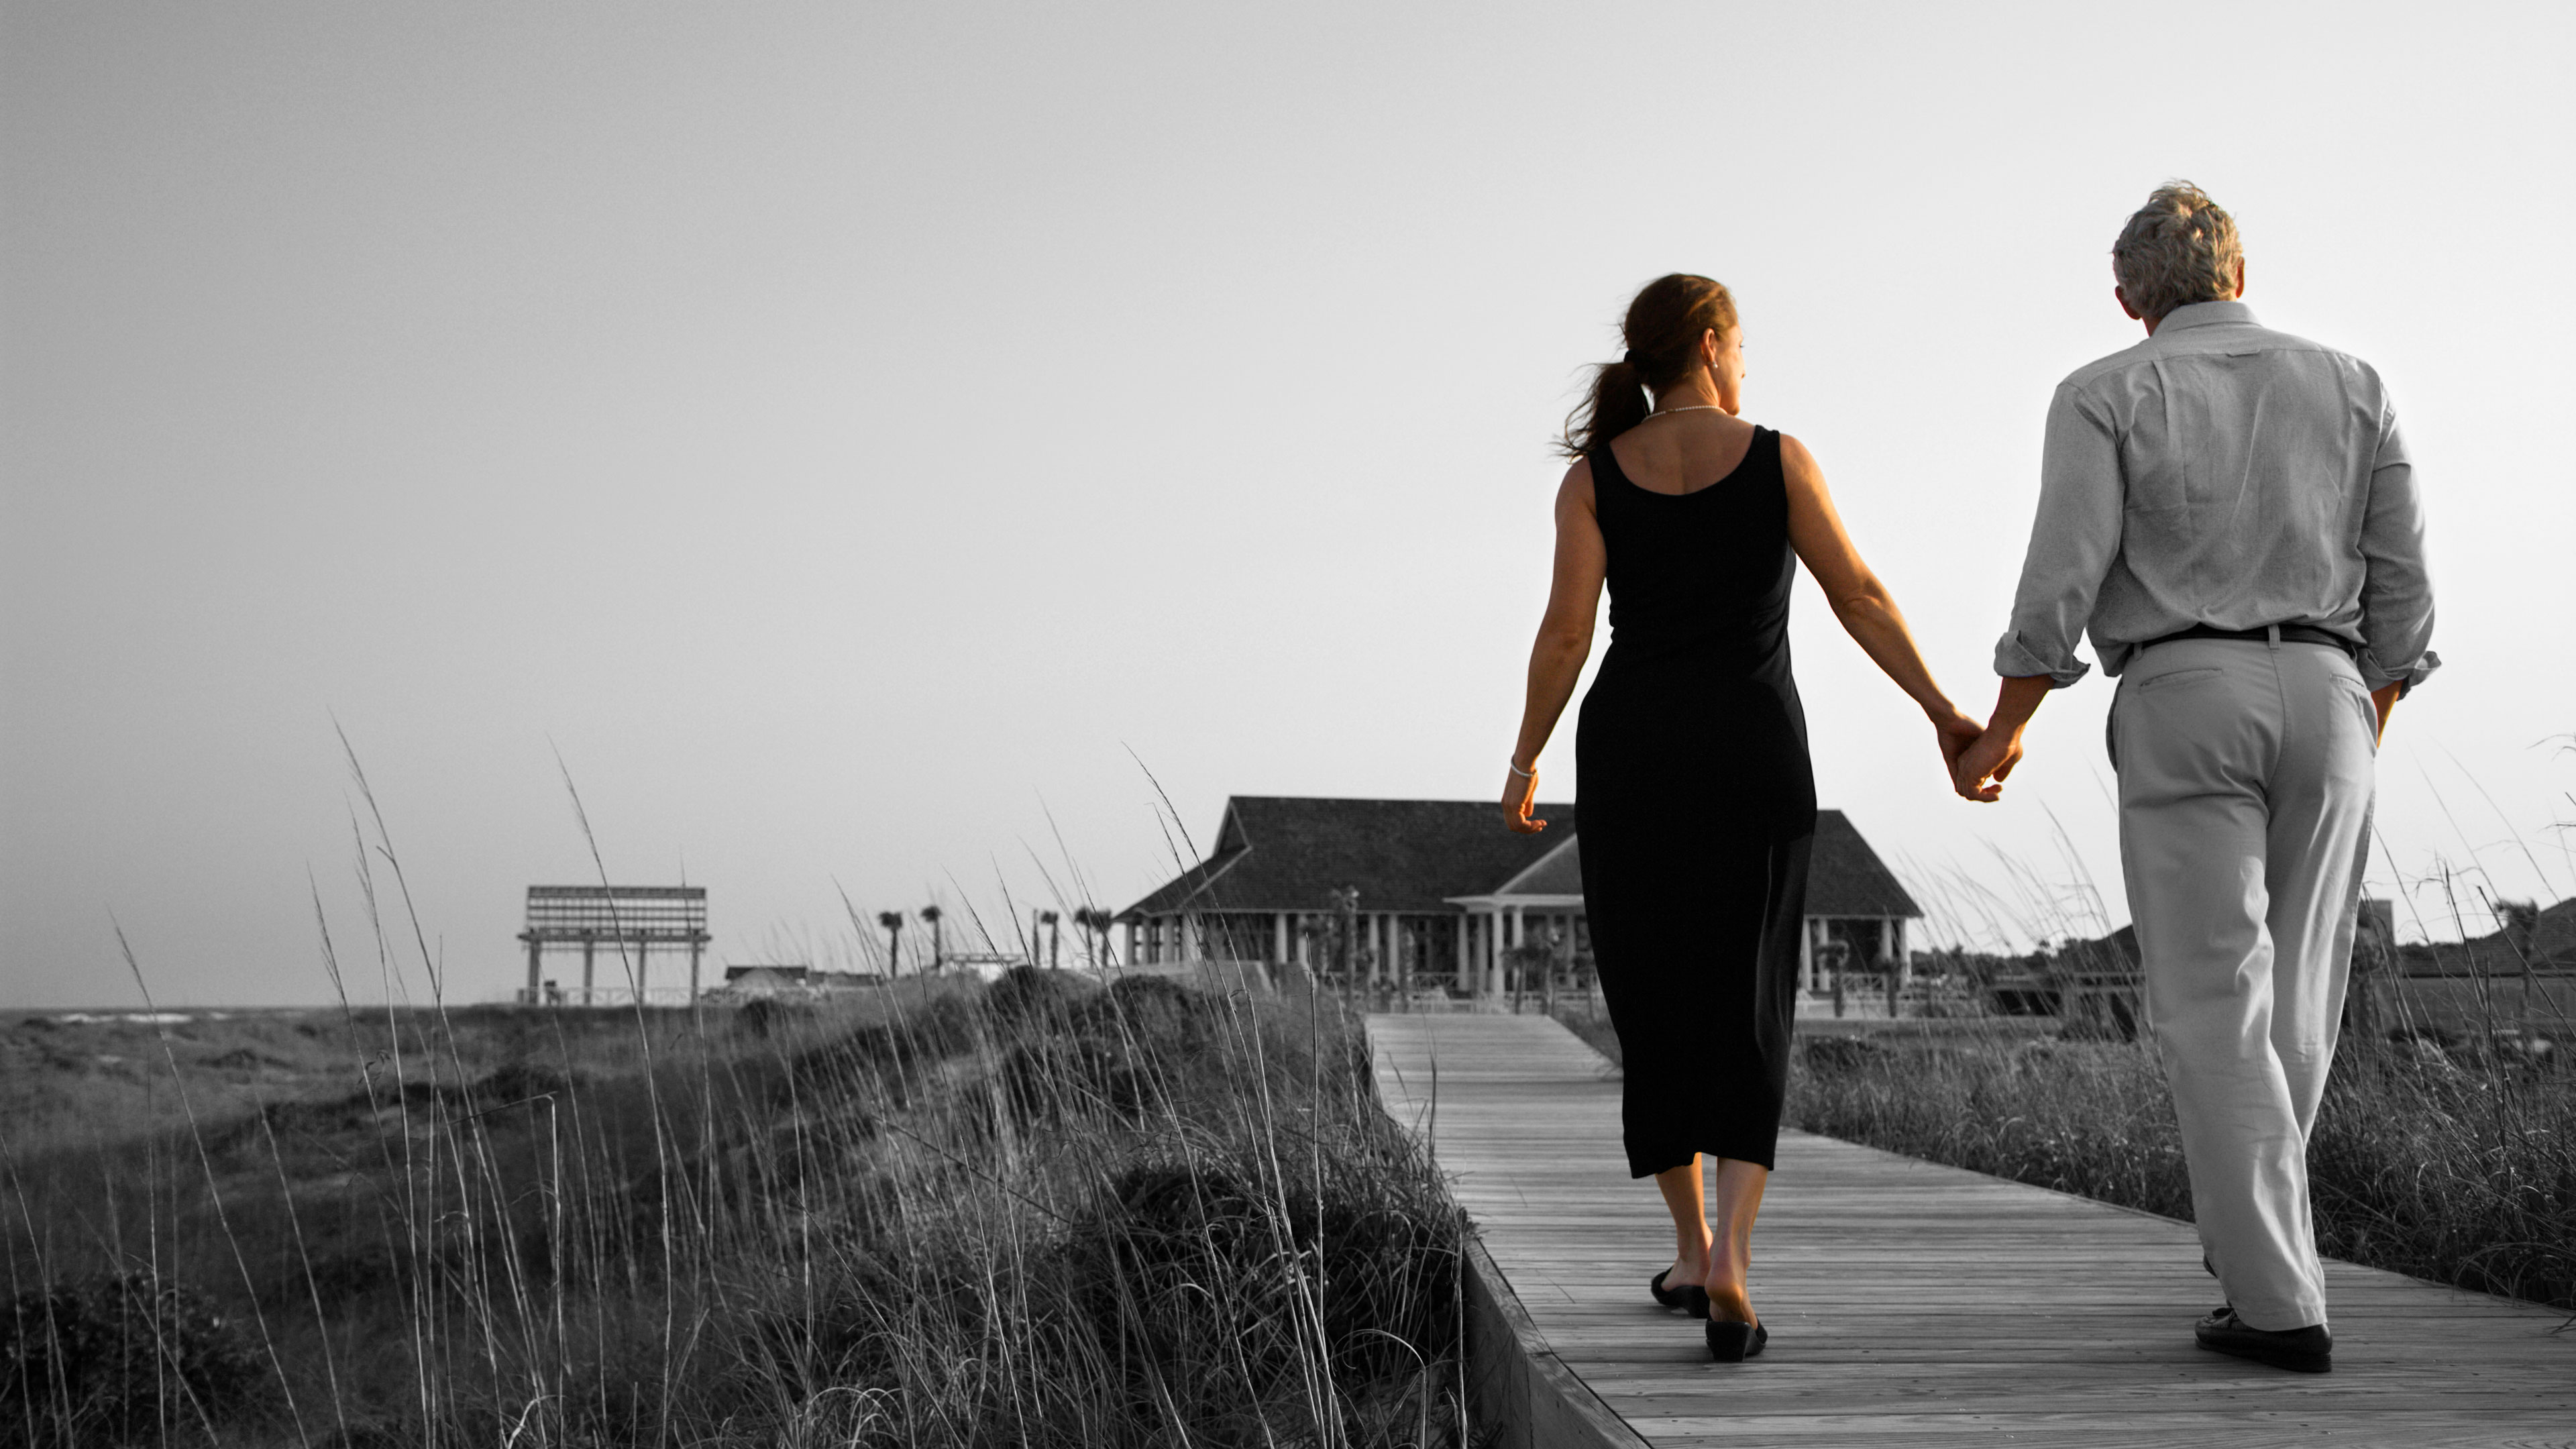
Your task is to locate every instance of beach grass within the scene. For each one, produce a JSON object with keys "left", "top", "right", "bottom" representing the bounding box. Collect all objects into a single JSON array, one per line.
[{"left": 1, "top": 968, "right": 1466, "bottom": 1447}]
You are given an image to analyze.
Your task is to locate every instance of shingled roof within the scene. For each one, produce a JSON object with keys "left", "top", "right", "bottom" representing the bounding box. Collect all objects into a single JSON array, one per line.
[
  {"left": 1806, "top": 810, "right": 1922, "bottom": 918},
  {"left": 1120, "top": 798, "right": 1575, "bottom": 918},
  {"left": 1489, "top": 835, "right": 1583, "bottom": 897},
  {"left": 1121, "top": 799, "right": 1920, "bottom": 920}
]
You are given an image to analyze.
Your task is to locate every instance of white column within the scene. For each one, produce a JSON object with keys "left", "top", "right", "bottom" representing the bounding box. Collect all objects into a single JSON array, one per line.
[
  {"left": 1892, "top": 918, "right": 1909, "bottom": 985},
  {"left": 1799, "top": 916, "right": 1815, "bottom": 996},
  {"left": 1275, "top": 912, "right": 1289, "bottom": 963},
  {"left": 1454, "top": 914, "right": 1469, "bottom": 987}
]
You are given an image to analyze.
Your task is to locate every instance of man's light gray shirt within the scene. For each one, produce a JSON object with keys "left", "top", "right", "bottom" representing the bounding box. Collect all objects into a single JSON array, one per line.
[{"left": 1994, "top": 300, "right": 2437, "bottom": 692}]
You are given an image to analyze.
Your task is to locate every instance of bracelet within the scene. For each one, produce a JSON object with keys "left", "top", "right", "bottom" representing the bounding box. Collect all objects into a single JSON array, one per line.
[{"left": 1506, "top": 759, "right": 1536, "bottom": 780}]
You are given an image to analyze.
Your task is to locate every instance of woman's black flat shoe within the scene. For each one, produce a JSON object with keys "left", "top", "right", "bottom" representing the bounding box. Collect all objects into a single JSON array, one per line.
[
  {"left": 1705, "top": 1318, "right": 1766, "bottom": 1362},
  {"left": 1650, "top": 1269, "right": 1709, "bottom": 1318}
]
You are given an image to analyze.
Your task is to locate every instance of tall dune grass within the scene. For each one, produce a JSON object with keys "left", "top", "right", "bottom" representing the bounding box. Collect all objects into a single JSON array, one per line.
[
  {"left": 1782, "top": 1026, "right": 2574, "bottom": 1311},
  {"left": 1, "top": 967, "right": 1465, "bottom": 1447}
]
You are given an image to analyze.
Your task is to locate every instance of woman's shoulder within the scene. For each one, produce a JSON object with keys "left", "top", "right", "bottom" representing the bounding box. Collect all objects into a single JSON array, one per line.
[
  {"left": 1558, "top": 453, "right": 1600, "bottom": 508},
  {"left": 1769, "top": 427, "right": 1813, "bottom": 473}
]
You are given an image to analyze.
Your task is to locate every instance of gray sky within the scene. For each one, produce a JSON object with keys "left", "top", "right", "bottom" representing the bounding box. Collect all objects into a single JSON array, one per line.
[{"left": 6, "top": 2, "right": 2569, "bottom": 1008}]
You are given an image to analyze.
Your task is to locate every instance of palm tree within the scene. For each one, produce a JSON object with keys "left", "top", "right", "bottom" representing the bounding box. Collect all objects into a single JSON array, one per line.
[
  {"left": 1040, "top": 909, "right": 1061, "bottom": 969},
  {"left": 875, "top": 911, "right": 904, "bottom": 977},
  {"left": 919, "top": 904, "right": 945, "bottom": 971},
  {"left": 1073, "top": 906, "right": 1112, "bottom": 967}
]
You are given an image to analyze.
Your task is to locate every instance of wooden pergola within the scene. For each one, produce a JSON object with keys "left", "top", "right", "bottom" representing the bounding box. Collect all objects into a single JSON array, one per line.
[{"left": 517, "top": 885, "right": 709, "bottom": 1006}]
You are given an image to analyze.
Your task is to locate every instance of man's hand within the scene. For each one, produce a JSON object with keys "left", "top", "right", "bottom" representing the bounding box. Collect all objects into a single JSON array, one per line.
[
  {"left": 1502, "top": 765, "right": 1547, "bottom": 833},
  {"left": 1953, "top": 725, "right": 2023, "bottom": 802}
]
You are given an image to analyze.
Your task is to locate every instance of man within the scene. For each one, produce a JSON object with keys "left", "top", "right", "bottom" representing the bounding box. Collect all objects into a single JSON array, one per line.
[{"left": 1954, "top": 182, "right": 2436, "bottom": 1373}]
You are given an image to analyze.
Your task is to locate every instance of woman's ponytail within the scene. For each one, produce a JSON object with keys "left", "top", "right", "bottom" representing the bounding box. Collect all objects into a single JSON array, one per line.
[
  {"left": 1561, "top": 360, "right": 1651, "bottom": 458},
  {"left": 1558, "top": 274, "right": 1739, "bottom": 459}
]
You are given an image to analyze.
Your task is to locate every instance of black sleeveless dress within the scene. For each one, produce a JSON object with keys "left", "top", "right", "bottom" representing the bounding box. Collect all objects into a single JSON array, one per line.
[{"left": 1576, "top": 425, "right": 1817, "bottom": 1177}]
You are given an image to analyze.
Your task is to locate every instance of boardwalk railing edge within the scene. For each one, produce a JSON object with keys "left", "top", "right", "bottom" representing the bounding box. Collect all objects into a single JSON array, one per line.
[
  {"left": 1364, "top": 1014, "right": 1651, "bottom": 1449},
  {"left": 1459, "top": 1230, "right": 1654, "bottom": 1449}
]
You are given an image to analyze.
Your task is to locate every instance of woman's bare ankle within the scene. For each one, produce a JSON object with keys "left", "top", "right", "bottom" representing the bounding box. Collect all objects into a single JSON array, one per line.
[
  {"left": 1706, "top": 1285, "right": 1756, "bottom": 1324},
  {"left": 1703, "top": 1252, "right": 1752, "bottom": 1320},
  {"left": 1671, "top": 1232, "right": 1713, "bottom": 1281}
]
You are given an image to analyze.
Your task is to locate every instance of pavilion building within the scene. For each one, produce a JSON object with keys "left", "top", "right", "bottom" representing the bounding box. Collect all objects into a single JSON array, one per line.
[{"left": 1116, "top": 796, "right": 1921, "bottom": 1002}]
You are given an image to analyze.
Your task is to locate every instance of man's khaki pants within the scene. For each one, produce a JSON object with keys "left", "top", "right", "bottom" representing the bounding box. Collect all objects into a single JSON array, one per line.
[{"left": 2112, "top": 633, "right": 2377, "bottom": 1332}]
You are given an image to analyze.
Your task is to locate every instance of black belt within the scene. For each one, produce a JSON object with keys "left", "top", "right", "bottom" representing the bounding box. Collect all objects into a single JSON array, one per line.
[{"left": 2139, "top": 623, "right": 2357, "bottom": 659}]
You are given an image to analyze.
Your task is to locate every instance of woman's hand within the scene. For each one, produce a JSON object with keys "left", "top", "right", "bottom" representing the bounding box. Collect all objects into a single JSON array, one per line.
[
  {"left": 1930, "top": 705, "right": 1985, "bottom": 786},
  {"left": 1501, "top": 462, "right": 1604, "bottom": 837},
  {"left": 1502, "top": 765, "right": 1548, "bottom": 833}
]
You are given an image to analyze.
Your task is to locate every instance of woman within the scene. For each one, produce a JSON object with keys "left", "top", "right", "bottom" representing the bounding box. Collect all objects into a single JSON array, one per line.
[{"left": 1501, "top": 274, "right": 1980, "bottom": 1361}]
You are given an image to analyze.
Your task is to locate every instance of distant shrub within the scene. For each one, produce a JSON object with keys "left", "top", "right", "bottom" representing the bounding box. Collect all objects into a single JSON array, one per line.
[
  {"left": 733, "top": 996, "right": 813, "bottom": 1040},
  {"left": 1, "top": 1271, "right": 266, "bottom": 1446},
  {"left": 471, "top": 1058, "right": 580, "bottom": 1106},
  {"left": 985, "top": 964, "right": 1100, "bottom": 1029}
]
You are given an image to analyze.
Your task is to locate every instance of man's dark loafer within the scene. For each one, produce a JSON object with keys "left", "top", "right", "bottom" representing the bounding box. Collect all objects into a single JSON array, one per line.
[
  {"left": 1650, "top": 1269, "right": 1709, "bottom": 1318},
  {"left": 2195, "top": 1306, "right": 2331, "bottom": 1373}
]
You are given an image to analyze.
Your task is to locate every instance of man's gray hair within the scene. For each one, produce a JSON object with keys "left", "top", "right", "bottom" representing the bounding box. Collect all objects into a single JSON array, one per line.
[{"left": 2112, "top": 182, "right": 2242, "bottom": 321}]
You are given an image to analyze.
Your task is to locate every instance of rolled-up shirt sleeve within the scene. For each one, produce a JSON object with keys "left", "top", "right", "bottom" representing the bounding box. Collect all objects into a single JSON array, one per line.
[
  {"left": 1993, "top": 383, "right": 2123, "bottom": 686},
  {"left": 2355, "top": 398, "right": 2438, "bottom": 692}
]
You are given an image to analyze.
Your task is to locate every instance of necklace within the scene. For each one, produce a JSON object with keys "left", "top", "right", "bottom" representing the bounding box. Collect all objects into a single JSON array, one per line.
[{"left": 1652, "top": 405, "right": 1725, "bottom": 418}]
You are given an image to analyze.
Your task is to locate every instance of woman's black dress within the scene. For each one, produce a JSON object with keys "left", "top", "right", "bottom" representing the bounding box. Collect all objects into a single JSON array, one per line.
[{"left": 1576, "top": 425, "right": 1816, "bottom": 1178}]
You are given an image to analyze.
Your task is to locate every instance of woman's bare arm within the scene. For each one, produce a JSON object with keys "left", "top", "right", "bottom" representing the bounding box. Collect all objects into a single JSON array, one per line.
[
  {"left": 1780, "top": 433, "right": 1985, "bottom": 776},
  {"left": 1503, "top": 460, "right": 1608, "bottom": 833}
]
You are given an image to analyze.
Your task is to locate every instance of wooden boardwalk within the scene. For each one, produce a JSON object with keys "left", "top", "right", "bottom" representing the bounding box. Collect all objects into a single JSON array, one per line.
[{"left": 1368, "top": 1012, "right": 2575, "bottom": 1448}]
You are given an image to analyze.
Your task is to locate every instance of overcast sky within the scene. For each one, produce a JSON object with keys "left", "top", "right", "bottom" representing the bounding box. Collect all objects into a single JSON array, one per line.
[{"left": 5, "top": 2, "right": 2569, "bottom": 1008}]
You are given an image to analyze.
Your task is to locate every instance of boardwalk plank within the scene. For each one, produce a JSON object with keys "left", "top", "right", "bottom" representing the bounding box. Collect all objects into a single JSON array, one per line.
[{"left": 1370, "top": 1012, "right": 2573, "bottom": 1448}]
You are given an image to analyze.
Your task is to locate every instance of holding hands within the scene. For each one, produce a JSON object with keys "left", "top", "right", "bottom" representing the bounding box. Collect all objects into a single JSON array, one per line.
[
  {"left": 1950, "top": 722, "right": 2022, "bottom": 802},
  {"left": 1949, "top": 675, "right": 2053, "bottom": 804}
]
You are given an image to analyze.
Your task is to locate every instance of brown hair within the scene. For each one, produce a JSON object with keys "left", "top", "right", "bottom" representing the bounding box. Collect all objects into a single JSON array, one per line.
[{"left": 1558, "top": 274, "right": 1739, "bottom": 458}]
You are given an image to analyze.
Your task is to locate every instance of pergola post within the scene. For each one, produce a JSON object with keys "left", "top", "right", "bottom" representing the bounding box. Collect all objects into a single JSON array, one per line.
[
  {"left": 1881, "top": 917, "right": 1901, "bottom": 1017},
  {"left": 689, "top": 936, "right": 704, "bottom": 1002},
  {"left": 524, "top": 936, "right": 541, "bottom": 1004},
  {"left": 581, "top": 934, "right": 597, "bottom": 1006}
]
